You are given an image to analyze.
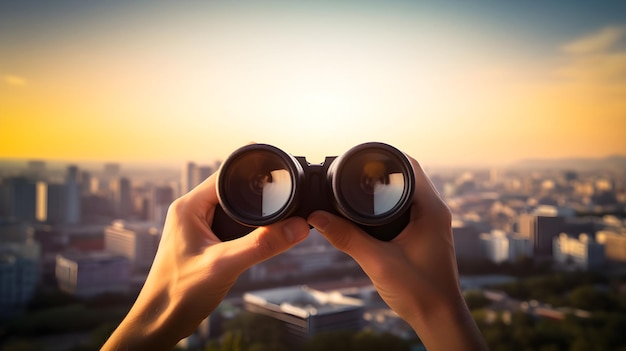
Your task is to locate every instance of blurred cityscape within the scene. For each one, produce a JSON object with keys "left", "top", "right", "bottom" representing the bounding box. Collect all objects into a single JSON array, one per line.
[{"left": 1, "top": 156, "right": 626, "bottom": 351}]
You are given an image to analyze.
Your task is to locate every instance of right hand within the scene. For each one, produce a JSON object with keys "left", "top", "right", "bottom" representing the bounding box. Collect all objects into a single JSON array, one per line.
[{"left": 308, "top": 157, "right": 487, "bottom": 351}]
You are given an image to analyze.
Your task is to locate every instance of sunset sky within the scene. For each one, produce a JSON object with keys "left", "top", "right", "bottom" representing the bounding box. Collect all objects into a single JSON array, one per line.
[{"left": 1, "top": 0, "right": 625, "bottom": 167}]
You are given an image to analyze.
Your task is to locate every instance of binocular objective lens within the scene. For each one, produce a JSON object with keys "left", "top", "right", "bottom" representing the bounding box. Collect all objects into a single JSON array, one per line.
[
  {"left": 220, "top": 149, "right": 294, "bottom": 222},
  {"left": 359, "top": 160, "right": 405, "bottom": 215},
  {"left": 332, "top": 144, "right": 413, "bottom": 225}
]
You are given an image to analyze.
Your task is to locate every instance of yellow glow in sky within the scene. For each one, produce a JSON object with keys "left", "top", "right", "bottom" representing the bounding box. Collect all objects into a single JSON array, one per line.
[{"left": 1, "top": 4, "right": 625, "bottom": 167}]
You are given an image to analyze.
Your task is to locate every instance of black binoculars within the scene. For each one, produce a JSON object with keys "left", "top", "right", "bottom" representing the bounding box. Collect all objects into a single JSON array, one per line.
[{"left": 212, "top": 142, "right": 415, "bottom": 242}]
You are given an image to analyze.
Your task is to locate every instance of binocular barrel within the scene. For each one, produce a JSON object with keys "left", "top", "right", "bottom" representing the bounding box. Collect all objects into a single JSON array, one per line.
[{"left": 213, "top": 142, "right": 415, "bottom": 241}]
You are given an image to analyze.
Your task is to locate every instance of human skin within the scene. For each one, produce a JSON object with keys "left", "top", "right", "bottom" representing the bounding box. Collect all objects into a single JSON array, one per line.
[
  {"left": 308, "top": 157, "right": 488, "bottom": 351},
  {"left": 101, "top": 155, "right": 487, "bottom": 351}
]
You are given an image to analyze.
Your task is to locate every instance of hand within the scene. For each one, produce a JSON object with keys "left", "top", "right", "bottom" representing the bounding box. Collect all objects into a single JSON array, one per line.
[
  {"left": 101, "top": 172, "right": 310, "bottom": 351},
  {"left": 308, "top": 157, "right": 487, "bottom": 351}
]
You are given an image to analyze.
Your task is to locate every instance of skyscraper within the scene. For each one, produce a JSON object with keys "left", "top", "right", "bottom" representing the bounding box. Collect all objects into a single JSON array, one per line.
[
  {"left": 152, "top": 185, "right": 174, "bottom": 223},
  {"left": 35, "top": 181, "right": 80, "bottom": 224},
  {"left": 118, "top": 177, "right": 133, "bottom": 219},
  {"left": 6, "top": 177, "right": 37, "bottom": 222},
  {"left": 182, "top": 162, "right": 198, "bottom": 194},
  {"left": 517, "top": 206, "right": 574, "bottom": 257},
  {"left": 103, "top": 163, "right": 120, "bottom": 181},
  {"left": 0, "top": 221, "right": 41, "bottom": 316}
]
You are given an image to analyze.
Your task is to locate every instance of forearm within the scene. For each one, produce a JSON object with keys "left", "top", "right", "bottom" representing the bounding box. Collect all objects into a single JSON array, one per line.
[
  {"left": 407, "top": 293, "right": 488, "bottom": 351},
  {"left": 101, "top": 300, "right": 186, "bottom": 351}
]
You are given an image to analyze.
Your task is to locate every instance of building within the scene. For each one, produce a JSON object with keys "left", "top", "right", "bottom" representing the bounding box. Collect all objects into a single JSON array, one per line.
[
  {"left": 55, "top": 251, "right": 129, "bottom": 297},
  {"left": 104, "top": 220, "right": 161, "bottom": 271},
  {"left": 152, "top": 185, "right": 175, "bottom": 223},
  {"left": 26, "top": 160, "right": 46, "bottom": 181},
  {"left": 182, "top": 162, "right": 198, "bottom": 195},
  {"left": 4, "top": 177, "right": 37, "bottom": 222},
  {"left": 118, "top": 177, "right": 133, "bottom": 218},
  {"left": 480, "top": 231, "right": 509, "bottom": 264},
  {"left": 244, "top": 286, "right": 364, "bottom": 345},
  {"left": 182, "top": 162, "right": 215, "bottom": 194},
  {"left": 36, "top": 182, "right": 81, "bottom": 224},
  {"left": 553, "top": 233, "right": 605, "bottom": 270},
  {"left": 596, "top": 230, "right": 626, "bottom": 262},
  {"left": 0, "top": 221, "right": 41, "bottom": 316},
  {"left": 452, "top": 220, "right": 484, "bottom": 261},
  {"left": 518, "top": 206, "right": 574, "bottom": 257},
  {"left": 480, "top": 230, "right": 532, "bottom": 264},
  {"left": 103, "top": 163, "right": 120, "bottom": 181}
]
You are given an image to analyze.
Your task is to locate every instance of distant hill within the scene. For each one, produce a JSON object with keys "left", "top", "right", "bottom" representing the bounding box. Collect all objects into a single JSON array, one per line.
[{"left": 511, "top": 155, "right": 626, "bottom": 170}]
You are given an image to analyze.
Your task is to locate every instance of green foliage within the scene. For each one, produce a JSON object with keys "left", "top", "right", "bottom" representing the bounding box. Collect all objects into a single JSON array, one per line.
[
  {"left": 0, "top": 339, "right": 40, "bottom": 351},
  {"left": 475, "top": 272, "right": 626, "bottom": 350},
  {"left": 221, "top": 313, "right": 287, "bottom": 351},
  {"left": 464, "top": 290, "right": 491, "bottom": 310},
  {"left": 5, "top": 304, "right": 125, "bottom": 337},
  {"left": 303, "top": 330, "right": 410, "bottom": 351},
  {"left": 567, "top": 285, "right": 614, "bottom": 311}
]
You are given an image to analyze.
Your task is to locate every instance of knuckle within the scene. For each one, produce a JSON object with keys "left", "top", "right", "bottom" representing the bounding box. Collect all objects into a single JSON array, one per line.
[
  {"left": 254, "top": 227, "right": 279, "bottom": 256},
  {"left": 327, "top": 224, "right": 354, "bottom": 252}
]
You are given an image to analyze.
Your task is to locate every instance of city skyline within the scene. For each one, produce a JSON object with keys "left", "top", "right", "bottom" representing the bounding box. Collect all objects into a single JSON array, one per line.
[{"left": 1, "top": 1, "right": 625, "bottom": 167}]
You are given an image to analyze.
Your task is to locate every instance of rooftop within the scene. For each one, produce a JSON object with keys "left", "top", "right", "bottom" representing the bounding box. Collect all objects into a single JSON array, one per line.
[{"left": 244, "top": 285, "right": 363, "bottom": 319}]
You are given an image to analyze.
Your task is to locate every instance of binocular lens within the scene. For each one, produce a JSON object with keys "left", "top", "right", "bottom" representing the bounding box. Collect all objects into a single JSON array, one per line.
[
  {"left": 332, "top": 145, "right": 413, "bottom": 225},
  {"left": 218, "top": 147, "right": 296, "bottom": 224}
]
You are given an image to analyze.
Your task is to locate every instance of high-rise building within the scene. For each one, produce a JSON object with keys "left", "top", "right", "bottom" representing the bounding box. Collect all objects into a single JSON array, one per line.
[
  {"left": 6, "top": 177, "right": 37, "bottom": 222},
  {"left": 452, "top": 220, "right": 484, "bottom": 261},
  {"left": 66, "top": 165, "right": 79, "bottom": 183},
  {"left": 35, "top": 182, "right": 80, "bottom": 224},
  {"left": 26, "top": 160, "right": 45, "bottom": 181},
  {"left": 197, "top": 166, "right": 213, "bottom": 184},
  {"left": 0, "top": 221, "right": 41, "bottom": 316},
  {"left": 104, "top": 220, "right": 161, "bottom": 271},
  {"left": 103, "top": 163, "right": 120, "bottom": 181},
  {"left": 518, "top": 206, "right": 574, "bottom": 257},
  {"left": 80, "top": 171, "right": 92, "bottom": 195},
  {"left": 118, "top": 177, "right": 133, "bottom": 219},
  {"left": 244, "top": 286, "right": 364, "bottom": 345},
  {"left": 182, "top": 162, "right": 198, "bottom": 194},
  {"left": 553, "top": 233, "right": 605, "bottom": 270},
  {"left": 55, "top": 251, "right": 129, "bottom": 297},
  {"left": 152, "top": 185, "right": 174, "bottom": 223}
]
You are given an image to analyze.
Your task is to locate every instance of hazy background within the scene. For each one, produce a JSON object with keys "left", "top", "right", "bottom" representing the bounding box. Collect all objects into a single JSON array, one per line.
[{"left": 1, "top": 0, "right": 625, "bottom": 167}]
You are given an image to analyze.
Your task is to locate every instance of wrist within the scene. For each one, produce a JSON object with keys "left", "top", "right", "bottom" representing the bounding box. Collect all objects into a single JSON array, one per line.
[
  {"left": 102, "top": 286, "right": 193, "bottom": 351},
  {"left": 406, "top": 289, "right": 487, "bottom": 351}
]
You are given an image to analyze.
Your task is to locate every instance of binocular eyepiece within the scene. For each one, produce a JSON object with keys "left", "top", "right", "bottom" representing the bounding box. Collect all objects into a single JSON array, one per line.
[{"left": 212, "top": 142, "right": 415, "bottom": 241}]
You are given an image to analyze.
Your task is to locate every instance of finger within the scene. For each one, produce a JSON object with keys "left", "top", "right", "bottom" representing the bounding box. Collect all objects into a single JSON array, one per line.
[
  {"left": 408, "top": 156, "right": 444, "bottom": 204},
  {"left": 214, "top": 217, "right": 310, "bottom": 273},
  {"left": 308, "top": 210, "right": 382, "bottom": 261},
  {"left": 184, "top": 171, "right": 219, "bottom": 205}
]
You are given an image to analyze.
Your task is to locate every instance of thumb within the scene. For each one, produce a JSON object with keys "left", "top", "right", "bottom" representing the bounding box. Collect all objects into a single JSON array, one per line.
[
  {"left": 308, "top": 211, "right": 380, "bottom": 259},
  {"left": 219, "top": 217, "right": 309, "bottom": 273}
]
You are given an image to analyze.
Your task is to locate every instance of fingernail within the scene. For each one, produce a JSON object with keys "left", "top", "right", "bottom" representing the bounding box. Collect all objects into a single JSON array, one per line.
[
  {"left": 284, "top": 220, "right": 307, "bottom": 243},
  {"left": 308, "top": 212, "right": 329, "bottom": 232}
]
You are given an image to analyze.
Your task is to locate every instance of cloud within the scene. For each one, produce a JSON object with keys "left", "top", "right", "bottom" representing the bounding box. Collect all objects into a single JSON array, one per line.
[
  {"left": 3, "top": 74, "right": 28, "bottom": 87},
  {"left": 556, "top": 26, "right": 626, "bottom": 83},
  {"left": 561, "top": 26, "right": 626, "bottom": 55}
]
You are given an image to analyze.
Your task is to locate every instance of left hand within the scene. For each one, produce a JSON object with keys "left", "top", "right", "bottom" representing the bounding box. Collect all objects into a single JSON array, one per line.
[{"left": 101, "top": 172, "right": 310, "bottom": 350}]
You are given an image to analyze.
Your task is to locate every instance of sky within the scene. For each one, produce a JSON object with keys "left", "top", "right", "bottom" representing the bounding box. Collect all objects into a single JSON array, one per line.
[{"left": 1, "top": 0, "right": 625, "bottom": 168}]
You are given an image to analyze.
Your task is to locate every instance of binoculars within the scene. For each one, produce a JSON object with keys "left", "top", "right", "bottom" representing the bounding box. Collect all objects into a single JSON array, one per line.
[{"left": 212, "top": 142, "right": 415, "bottom": 242}]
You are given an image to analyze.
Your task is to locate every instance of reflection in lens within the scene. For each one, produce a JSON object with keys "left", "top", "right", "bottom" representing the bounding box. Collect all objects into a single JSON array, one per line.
[
  {"left": 220, "top": 148, "right": 295, "bottom": 222},
  {"left": 372, "top": 173, "right": 404, "bottom": 215},
  {"left": 262, "top": 169, "right": 291, "bottom": 216},
  {"left": 332, "top": 143, "right": 413, "bottom": 225}
]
